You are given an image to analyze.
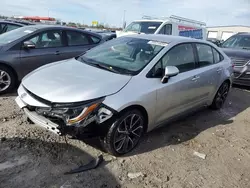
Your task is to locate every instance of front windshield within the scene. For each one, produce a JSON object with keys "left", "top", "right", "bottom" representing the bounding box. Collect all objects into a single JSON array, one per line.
[
  {"left": 79, "top": 37, "right": 165, "bottom": 75},
  {"left": 221, "top": 35, "right": 250, "bottom": 49},
  {"left": 0, "top": 26, "right": 37, "bottom": 45},
  {"left": 124, "top": 21, "right": 162, "bottom": 34}
]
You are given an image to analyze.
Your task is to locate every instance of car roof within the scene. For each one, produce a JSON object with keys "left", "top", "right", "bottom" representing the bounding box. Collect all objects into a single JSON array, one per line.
[
  {"left": 21, "top": 25, "right": 104, "bottom": 39},
  {"left": 0, "top": 20, "right": 24, "bottom": 26},
  {"left": 123, "top": 34, "right": 202, "bottom": 43},
  {"left": 236, "top": 32, "right": 250, "bottom": 36}
]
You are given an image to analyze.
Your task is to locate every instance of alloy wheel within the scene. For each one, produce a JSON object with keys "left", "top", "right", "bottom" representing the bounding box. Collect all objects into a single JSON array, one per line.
[
  {"left": 0, "top": 70, "right": 11, "bottom": 92},
  {"left": 113, "top": 114, "right": 144, "bottom": 154},
  {"left": 215, "top": 83, "right": 229, "bottom": 109}
]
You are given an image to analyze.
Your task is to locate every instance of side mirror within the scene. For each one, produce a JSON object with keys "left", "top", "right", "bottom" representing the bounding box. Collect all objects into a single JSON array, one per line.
[
  {"left": 161, "top": 66, "right": 179, "bottom": 83},
  {"left": 23, "top": 41, "right": 36, "bottom": 49}
]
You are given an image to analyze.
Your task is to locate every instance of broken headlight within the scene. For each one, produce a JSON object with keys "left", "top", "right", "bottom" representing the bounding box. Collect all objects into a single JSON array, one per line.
[{"left": 36, "top": 98, "right": 113, "bottom": 127}]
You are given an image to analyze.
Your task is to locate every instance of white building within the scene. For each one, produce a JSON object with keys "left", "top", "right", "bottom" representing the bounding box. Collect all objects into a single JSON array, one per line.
[{"left": 207, "top": 25, "right": 250, "bottom": 41}]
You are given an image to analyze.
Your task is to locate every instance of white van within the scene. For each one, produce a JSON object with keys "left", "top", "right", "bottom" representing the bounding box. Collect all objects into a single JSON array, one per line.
[{"left": 117, "top": 15, "right": 207, "bottom": 40}]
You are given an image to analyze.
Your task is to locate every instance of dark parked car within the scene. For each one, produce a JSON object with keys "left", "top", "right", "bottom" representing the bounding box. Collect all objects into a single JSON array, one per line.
[
  {"left": 0, "top": 25, "right": 105, "bottom": 94},
  {"left": 207, "top": 38, "right": 222, "bottom": 46},
  {"left": 221, "top": 33, "right": 250, "bottom": 86},
  {"left": 80, "top": 28, "right": 116, "bottom": 41},
  {"left": 0, "top": 20, "right": 24, "bottom": 34}
]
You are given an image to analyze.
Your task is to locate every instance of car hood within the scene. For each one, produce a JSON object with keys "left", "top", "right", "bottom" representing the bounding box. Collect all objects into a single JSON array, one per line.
[
  {"left": 116, "top": 30, "right": 145, "bottom": 37},
  {"left": 22, "top": 58, "right": 132, "bottom": 103},
  {"left": 222, "top": 48, "right": 250, "bottom": 59}
]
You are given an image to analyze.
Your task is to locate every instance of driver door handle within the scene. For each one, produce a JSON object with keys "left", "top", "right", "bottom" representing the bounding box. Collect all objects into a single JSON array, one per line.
[
  {"left": 191, "top": 75, "right": 200, "bottom": 81},
  {"left": 54, "top": 51, "right": 60, "bottom": 55}
]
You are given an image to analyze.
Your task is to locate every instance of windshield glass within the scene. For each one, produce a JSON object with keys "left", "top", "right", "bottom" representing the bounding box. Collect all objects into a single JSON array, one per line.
[
  {"left": 0, "top": 26, "right": 37, "bottom": 45},
  {"left": 124, "top": 21, "right": 162, "bottom": 34},
  {"left": 78, "top": 37, "right": 165, "bottom": 75},
  {"left": 221, "top": 35, "right": 250, "bottom": 49}
]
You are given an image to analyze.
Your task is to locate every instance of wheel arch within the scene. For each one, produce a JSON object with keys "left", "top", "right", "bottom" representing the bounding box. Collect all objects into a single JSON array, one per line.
[{"left": 118, "top": 104, "right": 149, "bottom": 132}]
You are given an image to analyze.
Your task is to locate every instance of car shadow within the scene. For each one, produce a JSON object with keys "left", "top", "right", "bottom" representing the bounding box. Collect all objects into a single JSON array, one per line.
[
  {"left": 0, "top": 138, "right": 119, "bottom": 188},
  {"left": 0, "top": 90, "right": 17, "bottom": 97},
  {"left": 83, "top": 87, "right": 250, "bottom": 156}
]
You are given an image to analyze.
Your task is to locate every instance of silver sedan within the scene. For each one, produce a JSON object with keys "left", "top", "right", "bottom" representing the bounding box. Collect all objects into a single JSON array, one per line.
[{"left": 15, "top": 34, "right": 233, "bottom": 156}]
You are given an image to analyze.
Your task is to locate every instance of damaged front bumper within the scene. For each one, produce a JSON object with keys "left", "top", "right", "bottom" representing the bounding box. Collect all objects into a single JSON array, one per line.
[
  {"left": 15, "top": 90, "right": 116, "bottom": 137},
  {"left": 16, "top": 96, "right": 61, "bottom": 135}
]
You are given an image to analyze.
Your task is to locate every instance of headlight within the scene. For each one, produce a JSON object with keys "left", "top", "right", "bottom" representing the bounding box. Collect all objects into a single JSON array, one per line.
[
  {"left": 36, "top": 98, "right": 105, "bottom": 126},
  {"left": 66, "top": 102, "right": 100, "bottom": 125}
]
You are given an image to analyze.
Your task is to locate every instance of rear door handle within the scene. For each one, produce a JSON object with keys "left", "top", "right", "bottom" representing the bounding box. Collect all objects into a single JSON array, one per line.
[
  {"left": 217, "top": 68, "right": 222, "bottom": 72},
  {"left": 54, "top": 51, "right": 60, "bottom": 55},
  {"left": 191, "top": 75, "right": 200, "bottom": 81}
]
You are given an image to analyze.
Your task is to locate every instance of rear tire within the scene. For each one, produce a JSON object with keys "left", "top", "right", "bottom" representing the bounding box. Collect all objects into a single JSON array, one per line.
[
  {"left": 101, "top": 109, "right": 145, "bottom": 156},
  {"left": 210, "top": 82, "right": 230, "bottom": 110},
  {"left": 0, "top": 65, "right": 16, "bottom": 94}
]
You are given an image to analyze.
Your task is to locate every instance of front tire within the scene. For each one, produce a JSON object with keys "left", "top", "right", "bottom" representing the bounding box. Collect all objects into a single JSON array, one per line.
[
  {"left": 102, "top": 110, "right": 145, "bottom": 156},
  {"left": 0, "top": 65, "right": 16, "bottom": 94},
  {"left": 210, "top": 82, "right": 230, "bottom": 110}
]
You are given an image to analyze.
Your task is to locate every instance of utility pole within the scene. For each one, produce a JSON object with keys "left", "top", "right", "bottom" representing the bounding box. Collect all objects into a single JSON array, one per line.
[{"left": 122, "top": 10, "right": 126, "bottom": 29}]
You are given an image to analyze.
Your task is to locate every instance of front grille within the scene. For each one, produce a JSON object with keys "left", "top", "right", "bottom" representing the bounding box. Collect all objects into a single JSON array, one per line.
[
  {"left": 242, "top": 74, "right": 250, "bottom": 79},
  {"left": 231, "top": 58, "right": 249, "bottom": 67},
  {"left": 234, "top": 72, "right": 241, "bottom": 78}
]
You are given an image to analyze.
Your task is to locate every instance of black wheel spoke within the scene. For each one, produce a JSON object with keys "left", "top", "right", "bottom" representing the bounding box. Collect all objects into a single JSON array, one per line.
[
  {"left": 117, "top": 127, "right": 127, "bottom": 135},
  {"left": 214, "top": 83, "right": 229, "bottom": 109},
  {"left": 130, "top": 116, "right": 141, "bottom": 129},
  {"left": 122, "top": 137, "right": 130, "bottom": 152},
  {"left": 115, "top": 136, "right": 126, "bottom": 144},
  {"left": 116, "top": 136, "right": 126, "bottom": 151}
]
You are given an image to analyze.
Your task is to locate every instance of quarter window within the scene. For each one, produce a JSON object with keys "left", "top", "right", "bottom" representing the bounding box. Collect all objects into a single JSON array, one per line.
[
  {"left": 90, "top": 36, "right": 101, "bottom": 44},
  {"left": 27, "top": 30, "right": 63, "bottom": 48},
  {"left": 196, "top": 43, "right": 213, "bottom": 67},
  {"left": 67, "top": 31, "right": 91, "bottom": 46},
  {"left": 212, "top": 48, "right": 221, "bottom": 63}
]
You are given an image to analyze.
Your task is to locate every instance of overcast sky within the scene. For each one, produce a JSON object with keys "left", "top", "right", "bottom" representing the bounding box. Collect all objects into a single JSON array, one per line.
[{"left": 1, "top": 0, "right": 250, "bottom": 27}]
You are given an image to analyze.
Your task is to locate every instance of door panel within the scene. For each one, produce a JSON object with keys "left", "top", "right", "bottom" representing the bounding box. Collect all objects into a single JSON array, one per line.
[
  {"left": 153, "top": 43, "right": 202, "bottom": 125},
  {"left": 195, "top": 43, "right": 222, "bottom": 102},
  {"left": 19, "top": 30, "right": 65, "bottom": 78},
  {"left": 60, "top": 30, "right": 98, "bottom": 59},
  {"left": 155, "top": 70, "right": 204, "bottom": 125}
]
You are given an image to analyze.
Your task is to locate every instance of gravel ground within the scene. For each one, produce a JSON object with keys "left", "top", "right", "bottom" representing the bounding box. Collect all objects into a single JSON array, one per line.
[{"left": 0, "top": 87, "right": 250, "bottom": 188}]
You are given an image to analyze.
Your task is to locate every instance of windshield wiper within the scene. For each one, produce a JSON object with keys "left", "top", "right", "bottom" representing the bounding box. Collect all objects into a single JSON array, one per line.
[
  {"left": 92, "top": 63, "right": 121, "bottom": 74},
  {"left": 78, "top": 56, "right": 134, "bottom": 75},
  {"left": 242, "top": 47, "right": 250, "bottom": 50}
]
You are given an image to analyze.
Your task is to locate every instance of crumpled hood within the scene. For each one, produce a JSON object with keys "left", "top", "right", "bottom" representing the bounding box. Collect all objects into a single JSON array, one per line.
[
  {"left": 222, "top": 48, "right": 250, "bottom": 59},
  {"left": 22, "top": 58, "right": 132, "bottom": 103}
]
